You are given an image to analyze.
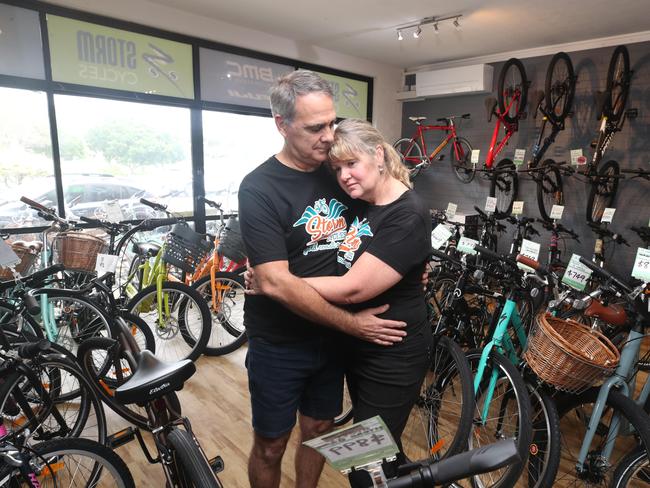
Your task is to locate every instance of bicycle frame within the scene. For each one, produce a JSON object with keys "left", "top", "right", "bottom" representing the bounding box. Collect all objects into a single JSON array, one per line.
[
  {"left": 485, "top": 110, "right": 518, "bottom": 169},
  {"left": 404, "top": 121, "right": 464, "bottom": 166}
]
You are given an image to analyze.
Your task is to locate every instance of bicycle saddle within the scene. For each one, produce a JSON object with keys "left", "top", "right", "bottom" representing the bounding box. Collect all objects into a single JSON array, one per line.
[
  {"left": 114, "top": 350, "right": 196, "bottom": 406},
  {"left": 409, "top": 116, "right": 426, "bottom": 122},
  {"left": 131, "top": 241, "right": 161, "bottom": 257}
]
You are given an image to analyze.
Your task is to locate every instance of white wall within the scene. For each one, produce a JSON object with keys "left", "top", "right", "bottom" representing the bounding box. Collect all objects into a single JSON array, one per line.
[{"left": 45, "top": 0, "right": 403, "bottom": 141}]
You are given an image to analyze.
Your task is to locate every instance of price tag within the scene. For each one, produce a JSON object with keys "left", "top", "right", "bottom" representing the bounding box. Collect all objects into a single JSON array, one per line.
[
  {"left": 631, "top": 248, "right": 650, "bottom": 283},
  {"left": 562, "top": 254, "right": 593, "bottom": 291},
  {"left": 517, "top": 239, "right": 540, "bottom": 272},
  {"left": 446, "top": 202, "right": 457, "bottom": 220},
  {"left": 513, "top": 149, "right": 526, "bottom": 166},
  {"left": 471, "top": 149, "right": 480, "bottom": 165},
  {"left": 95, "top": 253, "right": 119, "bottom": 277},
  {"left": 303, "top": 416, "right": 398, "bottom": 474},
  {"left": 570, "top": 149, "right": 586, "bottom": 166},
  {"left": 457, "top": 236, "right": 478, "bottom": 255},
  {"left": 102, "top": 201, "right": 125, "bottom": 223},
  {"left": 431, "top": 224, "right": 453, "bottom": 250},
  {"left": 512, "top": 201, "right": 524, "bottom": 215},
  {"left": 485, "top": 196, "right": 497, "bottom": 213},
  {"left": 601, "top": 208, "right": 616, "bottom": 223},
  {"left": 549, "top": 205, "right": 564, "bottom": 220},
  {"left": 0, "top": 240, "right": 20, "bottom": 269}
]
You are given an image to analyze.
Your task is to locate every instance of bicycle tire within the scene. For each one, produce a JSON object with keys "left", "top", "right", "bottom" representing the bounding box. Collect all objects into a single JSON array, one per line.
[
  {"left": 466, "top": 350, "right": 532, "bottom": 488},
  {"left": 402, "top": 335, "right": 474, "bottom": 463},
  {"left": 605, "top": 45, "right": 631, "bottom": 122},
  {"left": 498, "top": 58, "right": 528, "bottom": 124},
  {"left": 451, "top": 137, "right": 475, "bottom": 184},
  {"left": 30, "top": 437, "right": 135, "bottom": 488},
  {"left": 167, "top": 428, "right": 223, "bottom": 488},
  {"left": 393, "top": 138, "right": 425, "bottom": 179},
  {"left": 126, "top": 281, "right": 211, "bottom": 362},
  {"left": 586, "top": 159, "right": 620, "bottom": 223},
  {"left": 545, "top": 52, "right": 576, "bottom": 122},
  {"left": 334, "top": 376, "right": 354, "bottom": 427},
  {"left": 611, "top": 447, "right": 650, "bottom": 488},
  {"left": 489, "top": 158, "right": 519, "bottom": 217},
  {"left": 525, "top": 381, "right": 561, "bottom": 488},
  {"left": 536, "top": 159, "right": 564, "bottom": 222},
  {"left": 554, "top": 387, "right": 650, "bottom": 486},
  {"left": 191, "top": 273, "right": 247, "bottom": 356},
  {"left": 0, "top": 356, "right": 107, "bottom": 444}
]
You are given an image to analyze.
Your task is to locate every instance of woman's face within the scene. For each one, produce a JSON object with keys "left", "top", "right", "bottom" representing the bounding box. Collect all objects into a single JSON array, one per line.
[{"left": 330, "top": 145, "right": 383, "bottom": 202}]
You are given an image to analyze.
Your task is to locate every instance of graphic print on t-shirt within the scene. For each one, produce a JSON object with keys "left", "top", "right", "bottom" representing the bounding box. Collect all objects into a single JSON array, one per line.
[
  {"left": 293, "top": 198, "right": 348, "bottom": 256},
  {"left": 338, "top": 216, "right": 373, "bottom": 269}
]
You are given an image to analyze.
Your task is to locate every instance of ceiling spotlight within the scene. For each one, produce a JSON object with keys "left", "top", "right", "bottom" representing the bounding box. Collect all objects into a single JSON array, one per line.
[
  {"left": 433, "top": 23, "right": 439, "bottom": 34},
  {"left": 413, "top": 26, "right": 422, "bottom": 38},
  {"left": 397, "top": 30, "right": 403, "bottom": 41},
  {"left": 453, "top": 18, "right": 461, "bottom": 31}
]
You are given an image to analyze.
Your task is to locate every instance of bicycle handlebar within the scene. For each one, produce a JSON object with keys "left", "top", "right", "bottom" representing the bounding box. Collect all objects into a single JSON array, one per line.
[
  {"left": 139, "top": 198, "right": 168, "bottom": 212},
  {"left": 20, "top": 196, "right": 54, "bottom": 214},
  {"left": 577, "top": 256, "right": 633, "bottom": 294},
  {"left": 199, "top": 196, "right": 222, "bottom": 210},
  {"left": 16, "top": 339, "right": 52, "bottom": 359},
  {"left": 474, "top": 246, "right": 519, "bottom": 269},
  {"left": 387, "top": 439, "right": 519, "bottom": 487},
  {"left": 429, "top": 248, "right": 463, "bottom": 268},
  {"left": 516, "top": 255, "right": 549, "bottom": 276}
]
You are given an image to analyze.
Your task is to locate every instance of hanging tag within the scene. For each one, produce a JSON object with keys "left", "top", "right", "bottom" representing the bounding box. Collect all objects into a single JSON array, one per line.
[
  {"left": 431, "top": 224, "right": 453, "bottom": 250},
  {"left": 549, "top": 205, "right": 564, "bottom": 220},
  {"left": 570, "top": 149, "right": 586, "bottom": 166},
  {"left": 457, "top": 236, "right": 478, "bottom": 255},
  {"left": 485, "top": 196, "right": 497, "bottom": 213},
  {"left": 471, "top": 149, "right": 480, "bottom": 166},
  {"left": 0, "top": 240, "right": 20, "bottom": 269},
  {"left": 513, "top": 149, "right": 526, "bottom": 166},
  {"left": 446, "top": 202, "right": 457, "bottom": 220},
  {"left": 95, "top": 253, "right": 119, "bottom": 276},
  {"left": 517, "top": 239, "right": 540, "bottom": 272},
  {"left": 631, "top": 248, "right": 650, "bottom": 283},
  {"left": 601, "top": 208, "right": 616, "bottom": 223},
  {"left": 562, "top": 254, "right": 593, "bottom": 291},
  {"left": 102, "top": 201, "right": 125, "bottom": 223},
  {"left": 512, "top": 201, "right": 524, "bottom": 215}
]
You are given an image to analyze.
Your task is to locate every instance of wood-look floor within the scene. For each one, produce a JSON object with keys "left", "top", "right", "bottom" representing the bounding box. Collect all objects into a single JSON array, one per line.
[{"left": 111, "top": 345, "right": 349, "bottom": 487}]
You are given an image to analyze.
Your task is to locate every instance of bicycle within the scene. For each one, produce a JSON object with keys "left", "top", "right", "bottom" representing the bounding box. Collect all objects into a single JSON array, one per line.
[
  {"left": 393, "top": 114, "right": 473, "bottom": 182},
  {"left": 611, "top": 446, "right": 650, "bottom": 487},
  {"left": 481, "top": 57, "right": 529, "bottom": 216},
  {"left": 518, "top": 52, "right": 577, "bottom": 222},
  {"left": 580, "top": 45, "right": 632, "bottom": 223}
]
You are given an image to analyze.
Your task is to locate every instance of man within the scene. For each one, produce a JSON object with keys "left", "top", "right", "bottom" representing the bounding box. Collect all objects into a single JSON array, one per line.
[{"left": 238, "top": 70, "right": 407, "bottom": 488}]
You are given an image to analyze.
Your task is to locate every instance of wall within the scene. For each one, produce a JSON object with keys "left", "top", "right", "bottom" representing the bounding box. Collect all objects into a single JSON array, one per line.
[
  {"left": 402, "top": 42, "right": 650, "bottom": 274},
  {"left": 44, "top": 0, "right": 403, "bottom": 141}
]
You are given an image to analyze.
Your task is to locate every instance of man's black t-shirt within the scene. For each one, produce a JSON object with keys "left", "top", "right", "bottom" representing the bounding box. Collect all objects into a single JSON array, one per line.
[
  {"left": 336, "top": 189, "right": 431, "bottom": 341},
  {"left": 238, "top": 156, "right": 353, "bottom": 343}
]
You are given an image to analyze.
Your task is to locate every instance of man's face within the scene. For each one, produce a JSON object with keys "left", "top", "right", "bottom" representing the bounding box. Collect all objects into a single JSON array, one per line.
[{"left": 276, "top": 92, "right": 337, "bottom": 170}]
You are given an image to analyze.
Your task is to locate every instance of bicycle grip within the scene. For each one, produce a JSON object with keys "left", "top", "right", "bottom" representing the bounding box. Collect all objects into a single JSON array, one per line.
[
  {"left": 20, "top": 196, "right": 53, "bottom": 214},
  {"left": 473, "top": 206, "right": 487, "bottom": 219},
  {"left": 17, "top": 339, "right": 51, "bottom": 359},
  {"left": 23, "top": 291, "right": 41, "bottom": 315},
  {"left": 516, "top": 255, "right": 549, "bottom": 276},
  {"left": 140, "top": 198, "right": 167, "bottom": 211},
  {"left": 80, "top": 215, "right": 101, "bottom": 224},
  {"left": 578, "top": 256, "right": 632, "bottom": 294}
]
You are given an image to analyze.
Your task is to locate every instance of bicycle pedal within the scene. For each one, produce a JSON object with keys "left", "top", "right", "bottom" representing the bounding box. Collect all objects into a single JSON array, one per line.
[
  {"left": 107, "top": 426, "right": 138, "bottom": 449},
  {"left": 208, "top": 455, "right": 225, "bottom": 474}
]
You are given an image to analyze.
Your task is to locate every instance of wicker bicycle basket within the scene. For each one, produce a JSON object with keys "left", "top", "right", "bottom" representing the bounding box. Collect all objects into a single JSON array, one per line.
[
  {"left": 53, "top": 231, "right": 108, "bottom": 272},
  {"left": 0, "top": 243, "right": 39, "bottom": 279},
  {"left": 162, "top": 223, "right": 211, "bottom": 273},
  {"left": 217, "top": 217, "right": 246, "bottom": 262},
  {"left": 523, "top": 312, "right": 620, "bottom": 394}
]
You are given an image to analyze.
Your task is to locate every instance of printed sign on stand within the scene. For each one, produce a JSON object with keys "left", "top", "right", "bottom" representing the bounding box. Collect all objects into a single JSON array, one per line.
[
  {"left": 431, "top": 224, "right": 453, "bottom": 250},
  {"left": 95, "top": 253, "right": 119, "bottom": 277},
  {"left": 446, "top": 203, "right": 457, "bottom": 220},
  {"left": 562, "top": 254, "right": 593, "bottom": 291},
  {"left": 457, "top": 236, "right": 478, "bottom": 255},
  {"left": 570, "top": 149, "right": 586, "bottom": 166},
  {"left": 549, "top": 205, "right": 564, "bottom": 220},
  {"left": 601, "top": 208, "right": 616, "bottom": 223},
  {"left": 512, "top": 201, "right": 524, "bottom": 215},
  {"left": 631, "top": 248, "right": 650, "bottom": 283},
  {"left": 471, "top": 149, "right": 480, "bottom": 166},
  {"left": 102, "top": 201, "right": 125, "bottom": 223},
  {"left": 517, "top": 239, "right": 541, "bottom": 272},
  {"left": 513, "top": 149, "right": 526, "bottom": 166},
  {"left": 485, "top": 197, "right": 497, "bottom": 213}
]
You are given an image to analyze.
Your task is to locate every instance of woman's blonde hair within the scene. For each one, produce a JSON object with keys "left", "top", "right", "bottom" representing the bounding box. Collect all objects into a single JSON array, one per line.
[{"left": 329, "top": 119, "right": 412, "bottom": 188}]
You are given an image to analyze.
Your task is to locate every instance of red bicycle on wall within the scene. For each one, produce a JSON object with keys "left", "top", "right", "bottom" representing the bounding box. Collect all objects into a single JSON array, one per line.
[
  {"left": 481, "top": 57, "right": 529, "bottom": 216},
  {"left": 393, "top": 113, "right": 474, "bottom": 183}
]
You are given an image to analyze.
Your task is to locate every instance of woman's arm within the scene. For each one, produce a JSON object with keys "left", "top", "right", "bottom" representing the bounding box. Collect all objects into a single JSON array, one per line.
[{"left": 304, "top": 252, "right": 402, "bottom": 305}]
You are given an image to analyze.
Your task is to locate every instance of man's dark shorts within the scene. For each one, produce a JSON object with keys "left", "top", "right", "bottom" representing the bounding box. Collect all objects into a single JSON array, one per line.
[{"left": 246, "top": 336, "right": 344, "bottom": 438}]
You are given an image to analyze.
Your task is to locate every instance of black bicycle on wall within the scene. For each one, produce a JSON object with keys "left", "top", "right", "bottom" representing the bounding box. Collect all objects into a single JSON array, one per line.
[
  {"left": 519, "top": 52, "right": 577, "bottom": 221},
  {"left": 580, "top": 45, "right": 632, "bottom": 223}
]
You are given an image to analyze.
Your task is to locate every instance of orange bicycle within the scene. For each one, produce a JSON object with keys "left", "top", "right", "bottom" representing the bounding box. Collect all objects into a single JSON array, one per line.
[{"left": 187, "top": 197, "right": 247, "bottom": 356}]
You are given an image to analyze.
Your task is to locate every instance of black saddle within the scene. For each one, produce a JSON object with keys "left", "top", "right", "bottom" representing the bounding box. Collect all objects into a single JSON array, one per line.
[
  {"left": 131, "top": 241, "right": 161, "bottom": 257},
  {"left": 114, "top": 350, "right": 196, "bottom": 405}
]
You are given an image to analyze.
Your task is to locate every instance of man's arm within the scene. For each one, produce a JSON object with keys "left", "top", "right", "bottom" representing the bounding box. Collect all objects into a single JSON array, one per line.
[{"left": 253, "top": 260, "right": 406, "bottom": 346}]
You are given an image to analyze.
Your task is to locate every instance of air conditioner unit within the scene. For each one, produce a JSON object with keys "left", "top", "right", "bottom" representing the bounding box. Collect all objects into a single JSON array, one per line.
[{"left": 415, "top": 64, "right": 494, "bottom": 98}]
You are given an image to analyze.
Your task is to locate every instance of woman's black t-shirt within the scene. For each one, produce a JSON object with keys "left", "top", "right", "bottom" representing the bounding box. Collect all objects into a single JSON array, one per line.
[{"left": 337, "top": 189, "right": 431, "bottom": 337}]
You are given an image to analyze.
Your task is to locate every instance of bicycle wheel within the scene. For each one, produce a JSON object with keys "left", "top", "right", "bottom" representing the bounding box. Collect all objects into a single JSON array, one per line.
[
  {"left": 334, "top": 376, "right": 353, "bottom": 427},
  {"left": 192, "top": 273, "right": 246, "bottom": 356},
  {"left": 525, "top": 381, "right": 561, "bottom": 488},
  {"left": 537, "top": 159, "right": 564, "bottom": 222},
  {"left": 555, "top": 387, "right": 650, "bottom": 487},
  {"left": 466, "top": 350, "right": 532, "bottom": 488},
  {"left": 29, "top": 437, "right": 135, "bottom": 488},
  {"left": 605, "top": 45, "right": 630, "bottom": 122},
  {"left": 451, "top": 137, "right": 475, "bottom": 184},
  {"left": 402, "top": 335, "right": 474, "bottom": 463},
  {"left": 393, "top": 138, "right": 425, "bottom": 179},
  {"left": 0, "top": 357, "right": 107, "bottom": 444},
  {"left": 167, "top": 428, "right": 222, "bottom": 488},
  {"left": 545, "top": 52, "right": 576, "bottom": 122},
  {"left": 126, "top": 281, "right": 210, "bottom": 362},
  {"left": 489, "top": 159, "right": 518, "bottom": 217},
  {"left": 586, "top": 159, "right": 620, "bottom": 223},
  {"left": 498, "top": 58, "right": 528, "bottom": 124},
  {"left": 612, "top": 448, "right": 650, "bottom": 487}
]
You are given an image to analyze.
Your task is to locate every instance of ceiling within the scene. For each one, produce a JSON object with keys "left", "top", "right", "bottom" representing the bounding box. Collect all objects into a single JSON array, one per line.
[{"left": 146, "top": 0, "right": 650, "bottom": 69}]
